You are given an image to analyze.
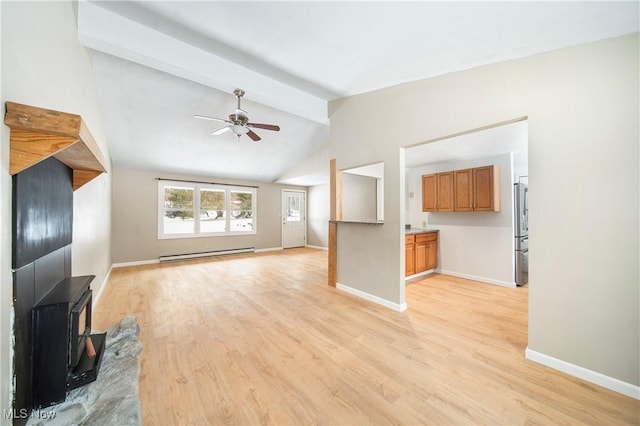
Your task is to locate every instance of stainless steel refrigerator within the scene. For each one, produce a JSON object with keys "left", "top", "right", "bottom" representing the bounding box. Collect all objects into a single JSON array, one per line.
[{"left": 514, "top": 182, "right": 528, "bottom": 285}]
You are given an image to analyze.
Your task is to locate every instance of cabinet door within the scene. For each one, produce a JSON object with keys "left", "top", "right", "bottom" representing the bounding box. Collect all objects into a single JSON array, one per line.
[
  {"left": 426, "top": 241, "right": 438, "bottom": 270},
  {"left": 421, "top": 174, "right": 437, "bottom": 212},
  {"left": 415, "top": 241, "right": 427, "bottom": 273},
  {"left": 473, "top": 166, "right": 500, "bottom": 211},
  {"left": 454, "top": 169, "right": 473, "bottom": 212},
  {"left": 405, "top": 243, "right": 415, "bottom": 276},
  {"left": 436, "top": 172, "right": 454, "bottom": 212}
]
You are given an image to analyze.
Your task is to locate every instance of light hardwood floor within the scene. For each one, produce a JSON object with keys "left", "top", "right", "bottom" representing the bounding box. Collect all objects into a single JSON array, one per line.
[{"left": 94, "top": 248, "right": 639, "bottom": 425}]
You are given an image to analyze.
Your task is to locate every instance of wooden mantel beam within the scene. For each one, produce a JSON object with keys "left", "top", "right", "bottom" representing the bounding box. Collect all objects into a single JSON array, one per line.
[{"left": 4, "top": 102, "right": 108, "bottom": 190}]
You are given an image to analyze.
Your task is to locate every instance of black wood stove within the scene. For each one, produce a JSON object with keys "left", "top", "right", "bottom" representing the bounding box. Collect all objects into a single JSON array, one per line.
[{"left": 32, "top": 276, "right": 106, "bottom": 408}]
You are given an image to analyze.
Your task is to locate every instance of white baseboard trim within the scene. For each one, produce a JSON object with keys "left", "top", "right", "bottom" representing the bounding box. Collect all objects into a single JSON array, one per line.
[
  {"left": 306, "top": 245, "right": 328, "bottom": 250},
  {"left": 405, "top": 269, "right": 435, "bottom": 281},
  {"left": 112, "top": 259, "right": 160, "bottom": 268},
  {"left": 114, "top": 248, "right": 280, "bottom": 267},
  {"left": 525, "top": 347, "right": 640, "bottom": 400},
  {"left": 255, "top": 247, "right": 283, "bottom": 253},
  {"left": 438, "top": 269, "right": 515, "bottom": 288},
  {"left": 336, "top": 283, "right": 407, "bottom": 312},
  {"left": 160, "top": 247, "right": 255, "bottom": 262}
]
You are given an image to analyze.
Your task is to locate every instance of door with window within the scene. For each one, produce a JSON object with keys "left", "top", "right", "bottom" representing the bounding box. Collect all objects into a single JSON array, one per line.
[{"left": 282, "top": 190, "right": 306, "bottom": 248}]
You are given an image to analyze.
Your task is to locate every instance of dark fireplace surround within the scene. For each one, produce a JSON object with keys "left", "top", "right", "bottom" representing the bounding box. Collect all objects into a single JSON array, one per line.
[
  {"left": 5, "top": 101, "right": 109, "bottom": 423},
  {"left": 12, "top": 157, "right": 106, "bottom": 417}
]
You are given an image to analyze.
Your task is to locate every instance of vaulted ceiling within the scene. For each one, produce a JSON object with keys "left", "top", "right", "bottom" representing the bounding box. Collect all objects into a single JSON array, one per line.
[{"left": 79, "top": 1, "right": 639, "bottom": 183}]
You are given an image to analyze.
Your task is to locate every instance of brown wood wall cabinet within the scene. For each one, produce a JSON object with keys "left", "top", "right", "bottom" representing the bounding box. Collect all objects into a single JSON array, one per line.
[
  {"left": 424, "top": 165, "right": 500, "bottom": 213},
  {"left": 472, "top": 165, "right": 500, "bottom": 211},
  {"left": 405, "top": 232, "right": 438, "bottom": 277},
  {"left": 422, "top": 172, "right": 454, "bottom": 212},
  {"left": 453, "top": 169, "right": 474, "bottom": 211}
]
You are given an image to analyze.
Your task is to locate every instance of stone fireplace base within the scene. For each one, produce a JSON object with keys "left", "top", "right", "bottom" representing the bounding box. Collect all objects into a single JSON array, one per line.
[{"left": 27, "top": 316, "right": 143, "bottom": 426}]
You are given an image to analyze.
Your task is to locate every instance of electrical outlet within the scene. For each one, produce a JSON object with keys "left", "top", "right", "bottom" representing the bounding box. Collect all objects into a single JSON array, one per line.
[{"left": 422, "top": 221, "right": 427, "bottom": 228}]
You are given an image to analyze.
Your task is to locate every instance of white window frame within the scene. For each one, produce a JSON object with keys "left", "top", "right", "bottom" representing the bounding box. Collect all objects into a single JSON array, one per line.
[{"left": 157, "top": 180, "right": 257, "bottom": 239}]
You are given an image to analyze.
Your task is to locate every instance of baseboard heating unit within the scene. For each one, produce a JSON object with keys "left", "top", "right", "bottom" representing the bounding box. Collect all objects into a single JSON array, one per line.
[{"left": 159, "top": 247, "right": 255, "bottom": 262}]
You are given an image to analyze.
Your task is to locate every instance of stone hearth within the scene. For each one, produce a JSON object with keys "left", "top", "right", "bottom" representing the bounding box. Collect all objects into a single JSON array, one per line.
[{"left": 27, "top": 316, "right": 143, "bottom": 425}]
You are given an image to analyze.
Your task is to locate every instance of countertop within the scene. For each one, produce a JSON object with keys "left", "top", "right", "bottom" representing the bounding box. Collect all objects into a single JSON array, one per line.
[{"left": 405, "top": 228, "right": 439, "bottom": 235}]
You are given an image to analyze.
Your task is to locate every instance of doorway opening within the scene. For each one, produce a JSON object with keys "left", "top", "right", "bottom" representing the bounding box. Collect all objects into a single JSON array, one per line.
[{"left": 403, "top": 118, "right": 529, "bottom": 292}]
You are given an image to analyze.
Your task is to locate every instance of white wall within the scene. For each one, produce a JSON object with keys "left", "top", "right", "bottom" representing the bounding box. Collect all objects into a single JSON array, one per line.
[
  {"left": 307, "top": 183, "right": 329, "bottom": 248},
  {"left": 407, "top": 153, "right": 515, "bottom": 286},
  {"left": 111, "top": 168, "right": 305, "bottom": 263},
  {"left": 342, "top": 173, "right": 377, "bottom": 222},
  {"left": 1, "top": 2, "right": 113, "bottom": 417},
  {"left": 276, "top": 142, "right": 330, "bottom": 185},
  {"left": 328, "top": 34, "right": 639, "bottom": 391},
  {"left": 73, "top": 174, "right": 112, "bottom": 292}
]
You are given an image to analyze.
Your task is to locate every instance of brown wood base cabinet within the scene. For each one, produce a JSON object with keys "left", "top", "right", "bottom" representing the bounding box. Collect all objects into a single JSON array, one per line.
[
  {"left": 405, "top": 235, "right": 416, "bottom": 276},
  {"left": 405, "top": 232, "right": 438, "bottom": 277}
]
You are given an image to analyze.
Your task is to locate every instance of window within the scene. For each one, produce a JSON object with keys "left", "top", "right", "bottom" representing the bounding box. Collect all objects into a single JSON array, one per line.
[
  {"left": 286, "top": 194, "right": 301, "bottom": 222},
  {"left": 158, "top": 180, "right": 256, "bottom": 238}
]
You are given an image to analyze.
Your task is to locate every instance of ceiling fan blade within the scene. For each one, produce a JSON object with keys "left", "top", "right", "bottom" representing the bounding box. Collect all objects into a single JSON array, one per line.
[
  {"left": 247, "top": 123, "right": 280, "bottom": 132},
  {"left": 246, "top": 129, "right": 261, "bottom": 142},
  {"left": 211, "top": 126, "right": 231, "bottom": 136},
  {"left": 194, "top": 114, "right": 231, "bottom": 124}
]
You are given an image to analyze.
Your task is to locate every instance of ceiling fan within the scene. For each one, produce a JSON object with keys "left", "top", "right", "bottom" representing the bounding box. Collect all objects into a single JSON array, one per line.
[{"left": 194, "top": 89, "right": 280, "bottom": 141}]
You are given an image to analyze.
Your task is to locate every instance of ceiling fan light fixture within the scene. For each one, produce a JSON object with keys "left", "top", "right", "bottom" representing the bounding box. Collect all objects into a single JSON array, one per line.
[{"left": 231, "top": 124, "right": 249, "bottom": 135}]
